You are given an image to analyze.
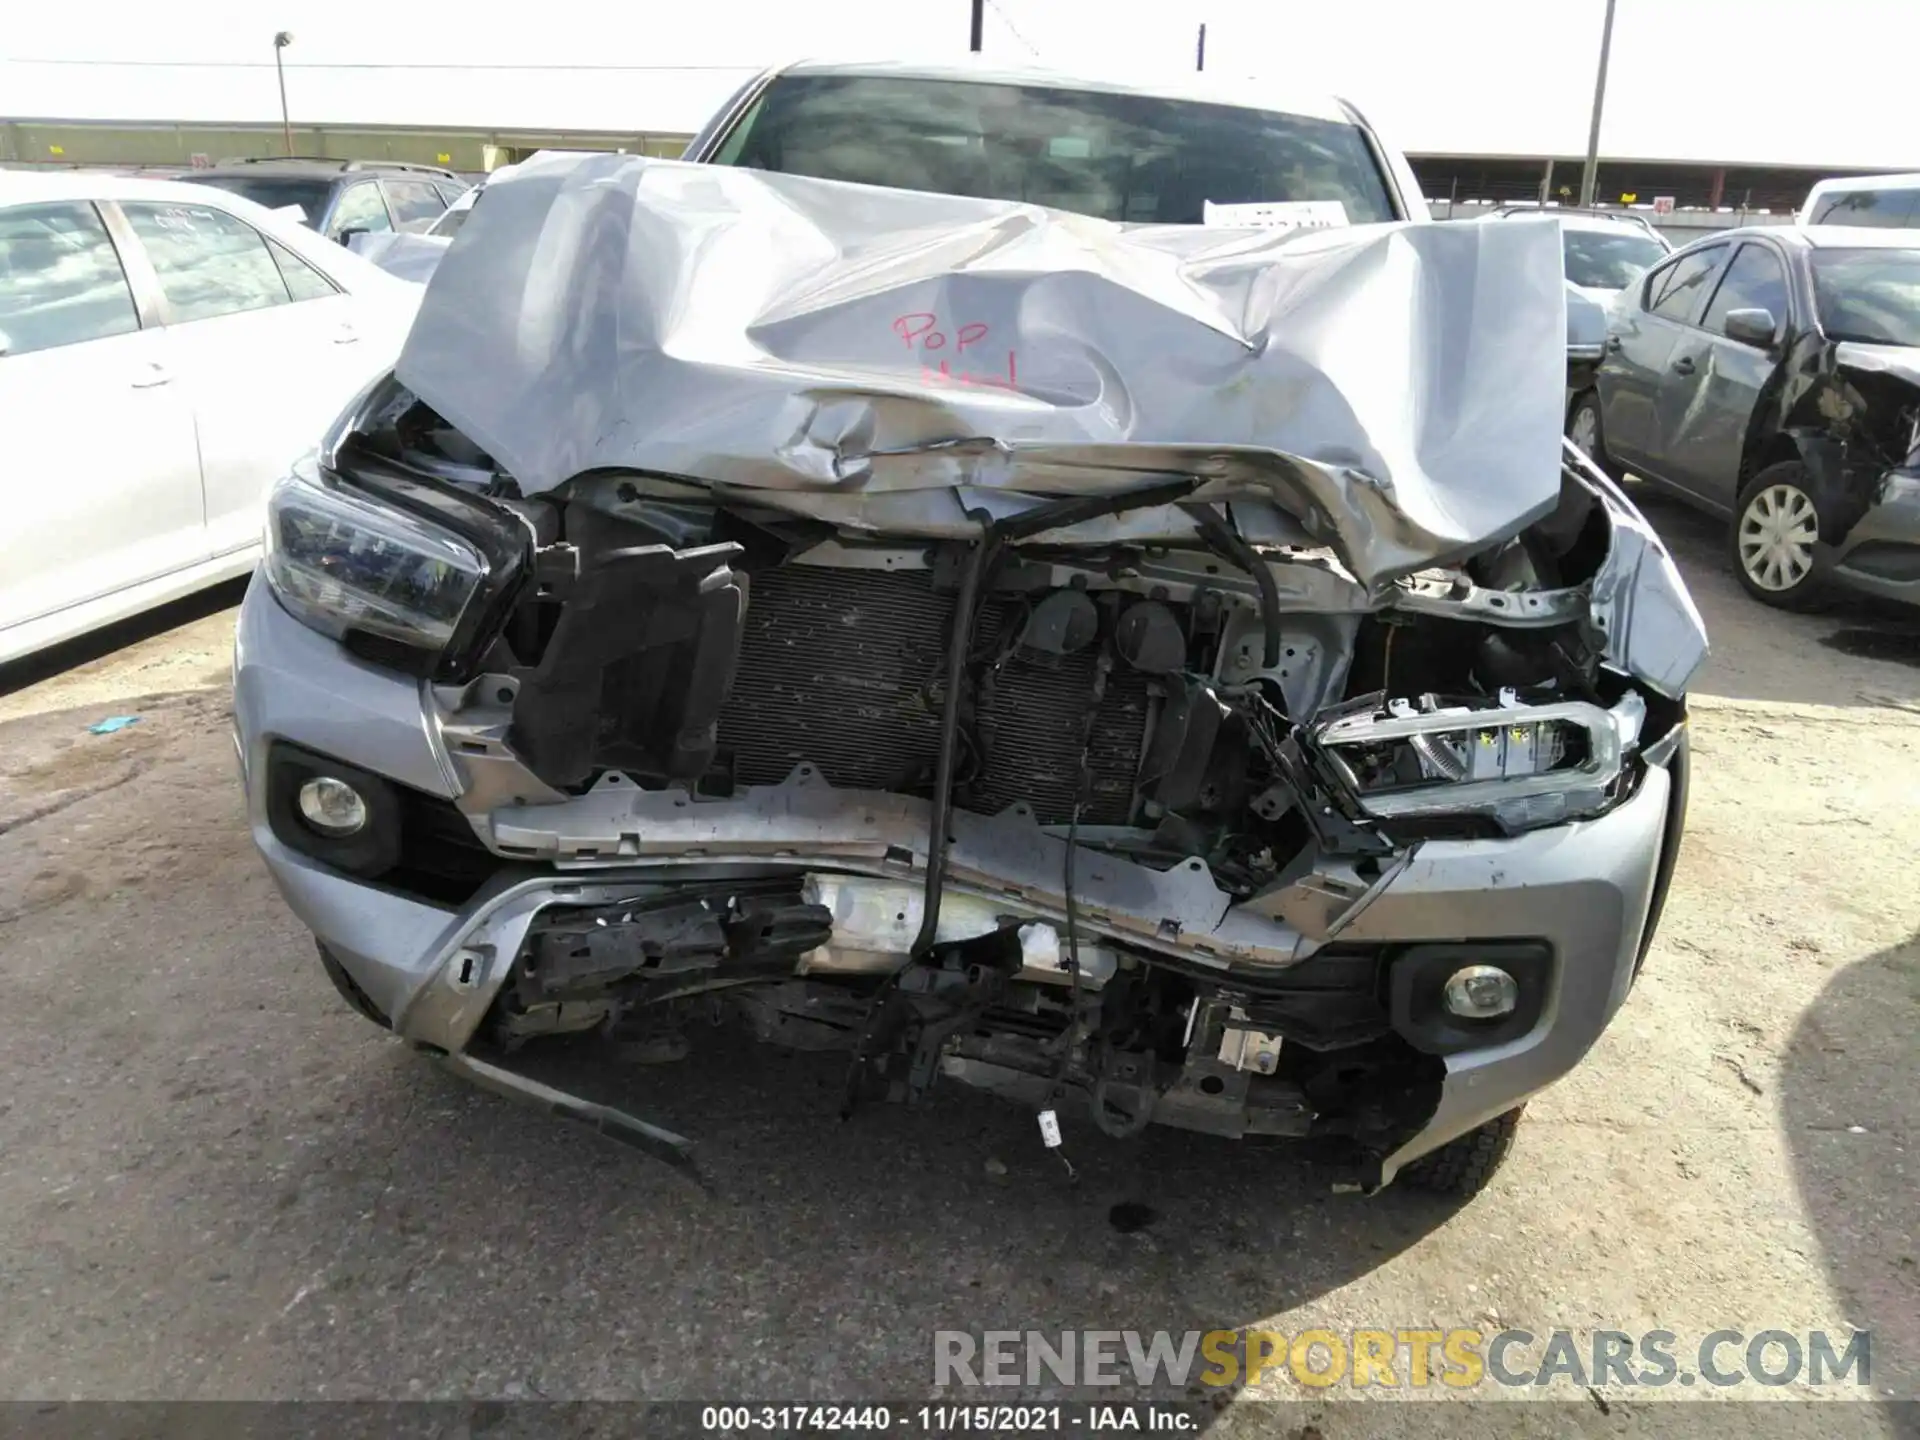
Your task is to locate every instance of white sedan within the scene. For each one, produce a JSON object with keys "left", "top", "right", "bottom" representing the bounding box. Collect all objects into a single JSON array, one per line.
[{"left": 0, "top": 171, "right": 421, "bottom": 664}]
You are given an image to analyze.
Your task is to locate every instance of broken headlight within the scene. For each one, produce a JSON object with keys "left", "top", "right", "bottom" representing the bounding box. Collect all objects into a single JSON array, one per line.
[
  {"left": 1311, "top": 690, "right": 1646, "bottom": 831},
  {"left": 263, "top": 454, "right": 492, "bottom": 671}
]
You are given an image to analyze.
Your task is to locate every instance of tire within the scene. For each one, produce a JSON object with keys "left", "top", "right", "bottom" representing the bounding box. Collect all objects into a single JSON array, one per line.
[
  {"left": 316, "top": 941, "right": 392, "bottom": 1029},
  {"left": 1566, "top": 391, "right": 1616, "bottom": 477},
  {"left": 1399, "top": 1106, "right": 1524, "bottom": 1197},
  {"left": 1730, "top": 461, "right": 1827, "bottom": 610}
]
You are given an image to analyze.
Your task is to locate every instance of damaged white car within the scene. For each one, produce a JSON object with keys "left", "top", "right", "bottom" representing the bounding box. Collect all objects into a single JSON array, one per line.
[{"left": 234, "top": 65, "right": 1706, "bottom": 1197}]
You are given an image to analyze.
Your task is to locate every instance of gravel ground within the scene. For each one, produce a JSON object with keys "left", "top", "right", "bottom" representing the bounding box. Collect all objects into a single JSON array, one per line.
[{"left": 0, "top": 496, "right": 1914, "bottom": 1433}]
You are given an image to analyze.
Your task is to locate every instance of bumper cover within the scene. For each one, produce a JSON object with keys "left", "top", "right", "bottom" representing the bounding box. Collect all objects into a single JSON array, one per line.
[
  {"left": 236, "top": 578, "right": 1678, "bottom": 1183},
  {"left": 1828, "top": 469, "right": 1920, "bottom": 605}
]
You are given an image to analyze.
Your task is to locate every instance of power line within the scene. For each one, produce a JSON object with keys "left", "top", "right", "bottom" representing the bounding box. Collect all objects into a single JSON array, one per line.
[
  {"left": 984, "top": 0, "right": 1044, "bottom": 59},
  {"left": 5, "top": 57, "right": 756, "bottom": 72}
]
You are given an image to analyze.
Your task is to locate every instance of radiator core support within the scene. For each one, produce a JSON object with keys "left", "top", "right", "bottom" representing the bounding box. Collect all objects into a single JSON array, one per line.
[{"left": 715, "top": 566, "right": 1158, "bottom": 827}]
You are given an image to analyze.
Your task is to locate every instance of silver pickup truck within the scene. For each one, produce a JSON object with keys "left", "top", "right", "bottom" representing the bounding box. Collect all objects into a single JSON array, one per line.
[{"left": 234, "top": 59, "right": 1705, "bottom": 1198}]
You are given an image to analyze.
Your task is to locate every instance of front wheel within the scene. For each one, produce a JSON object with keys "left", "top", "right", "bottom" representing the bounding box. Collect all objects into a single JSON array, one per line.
[
  {"left": 1398, "top": 1106, "right": 1524, "bottom": 1197},
  {"left": 1566, "top": 391, "right": 1615, "bottom": 477},
  {"left": 1731, "top": 462, "right": 1826, "bottom": 609}
]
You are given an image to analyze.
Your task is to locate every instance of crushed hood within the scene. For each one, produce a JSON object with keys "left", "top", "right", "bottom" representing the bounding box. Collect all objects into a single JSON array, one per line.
[
  {"left": 1833, "top": 341, "right": 1920, "bottom": 392},
  {"left": 396, "top": 151, "right": 1570, "bottom": 591}
]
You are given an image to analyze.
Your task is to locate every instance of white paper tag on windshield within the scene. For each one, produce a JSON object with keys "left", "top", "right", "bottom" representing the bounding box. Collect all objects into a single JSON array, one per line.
[{"left": 1203, "top": 199, "right": 1350, "bottom": 231}]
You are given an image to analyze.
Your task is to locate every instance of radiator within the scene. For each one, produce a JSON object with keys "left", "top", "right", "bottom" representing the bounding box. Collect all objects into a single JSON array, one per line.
[{"left": 715, "top": 566, "right": 1151, "bottom": 826}]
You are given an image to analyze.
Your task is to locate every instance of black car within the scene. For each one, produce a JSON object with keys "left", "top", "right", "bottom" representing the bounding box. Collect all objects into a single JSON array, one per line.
[
  {"left": 180, "top": 158, "right": 465, "bottom": 244},
  {"left": 1569, "top": 225, "right": 1920, "bottom": 608}
]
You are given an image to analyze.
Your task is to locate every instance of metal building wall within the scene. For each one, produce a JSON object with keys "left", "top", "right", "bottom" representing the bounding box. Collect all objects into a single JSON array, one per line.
[{"left": 1, "top": 119, "right": 692, "bottom": 171}]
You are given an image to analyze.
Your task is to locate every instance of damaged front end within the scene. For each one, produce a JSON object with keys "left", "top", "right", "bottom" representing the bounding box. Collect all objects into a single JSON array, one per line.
[
  {"left": 1775, "top": 341, "right": 1920, "bottom": 601},
  {"left": 237, "top": 154, "right": 1706, "bottom": 1190}
]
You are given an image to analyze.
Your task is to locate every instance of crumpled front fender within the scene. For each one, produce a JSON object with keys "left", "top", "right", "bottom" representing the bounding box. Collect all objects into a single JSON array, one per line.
[
  {"left": 1563, "top": 443, "right": 1709, "bottom": 698},
  {"left": 1786, "top": 428, "right": 1883, "bottom": 546}
]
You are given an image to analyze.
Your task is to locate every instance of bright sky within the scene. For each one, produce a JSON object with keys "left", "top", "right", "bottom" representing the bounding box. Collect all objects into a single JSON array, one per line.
[{"left": 4, "top": 0, "right": 1918, "bottom": 169}]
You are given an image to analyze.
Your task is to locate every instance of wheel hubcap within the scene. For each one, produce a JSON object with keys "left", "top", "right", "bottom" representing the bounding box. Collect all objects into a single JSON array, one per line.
[
  {"left": 1737, "top": 483, "right": 1818, "bottom": 591},
  {"left": 1570, "top": 406, "right": 1599, "bottom": 456}
]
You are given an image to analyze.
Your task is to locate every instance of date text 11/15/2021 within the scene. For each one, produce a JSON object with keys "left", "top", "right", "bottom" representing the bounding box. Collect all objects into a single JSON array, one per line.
[{"left": 700, "top": 1404, "right": 1196, "bottom": 1432}]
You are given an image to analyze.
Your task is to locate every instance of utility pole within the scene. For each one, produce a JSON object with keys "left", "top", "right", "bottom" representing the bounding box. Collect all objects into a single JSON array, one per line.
[
  {"left": 969, "top": 0, "right": 984, "bottom": 52},
  {"left": 273, "top": 31, "right": 294, "bottom": 156},
  {"left": 1578, "top": 0, "right": 1616, "bottom": 206},
  {"left": 1196, "top": 24, "right": 1207, "bottom": 71}
]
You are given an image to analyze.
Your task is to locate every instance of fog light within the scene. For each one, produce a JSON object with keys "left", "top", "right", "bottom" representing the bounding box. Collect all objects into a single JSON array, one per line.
[
  {"left": 1444, "top": 965, "right": 1518, "bottom": 1020},
  {"left": 297, "top": 776, "right": 369, "bottom": 836}
]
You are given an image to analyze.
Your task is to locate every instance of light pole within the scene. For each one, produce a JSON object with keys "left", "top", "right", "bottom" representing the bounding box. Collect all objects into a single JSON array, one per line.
[
  {"left": 273, "top": 31, "right": 294, "bottom": 157},
  {"left": 969, "top": 0, "right": 983, "bottom": 52},
  {"left": 1196, "top": 24, "right": 1207, "bottom": 71},
  {"left": 1578, "top": 0, "right": 1616, "bottom": 206}
]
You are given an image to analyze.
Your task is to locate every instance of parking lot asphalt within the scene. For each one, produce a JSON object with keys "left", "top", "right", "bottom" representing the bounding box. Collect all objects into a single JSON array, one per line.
[{"left": 0, "top": 494, "right": 1915, "bottom": 1428}]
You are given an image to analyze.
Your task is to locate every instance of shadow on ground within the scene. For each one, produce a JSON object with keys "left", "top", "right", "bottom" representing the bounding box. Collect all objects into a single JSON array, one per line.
[
  {"left": 1780, "top": 934, "right": 1920, "bottom": 1404},
  {"left": 264, "top": 1024, "right": 1473, "bottom": 1406},
  {"left": 0, "top": 578, "right": 247, "bottom": 700}
]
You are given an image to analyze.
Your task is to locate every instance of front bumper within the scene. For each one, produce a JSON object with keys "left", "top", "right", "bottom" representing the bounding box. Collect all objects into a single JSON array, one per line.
[
  {"left": 1827, "top": 469, "right": 1920, "bottom": 606},
  {"left": 1566, "top": 344, "right": 1603, "bottom": 399},
  {"left": 235, "top": 577, "right": 1683, "bottom": 1185}
]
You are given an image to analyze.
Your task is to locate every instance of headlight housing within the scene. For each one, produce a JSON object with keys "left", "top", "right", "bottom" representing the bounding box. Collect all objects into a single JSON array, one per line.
[
  {"left": 263, "top": 451, "right": 529, "bottom": 679},
  {"left": 1311, "top": 689, "right": 1646, "bottom": 831}
]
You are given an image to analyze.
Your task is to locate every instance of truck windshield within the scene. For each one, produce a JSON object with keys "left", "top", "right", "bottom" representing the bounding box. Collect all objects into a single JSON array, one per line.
[
  {"left": 712, "top": 73, "right": 1397, "bottom": 226},
  {"left": 1812, "top": 248, "right": 1920, "bottom": 348}
]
